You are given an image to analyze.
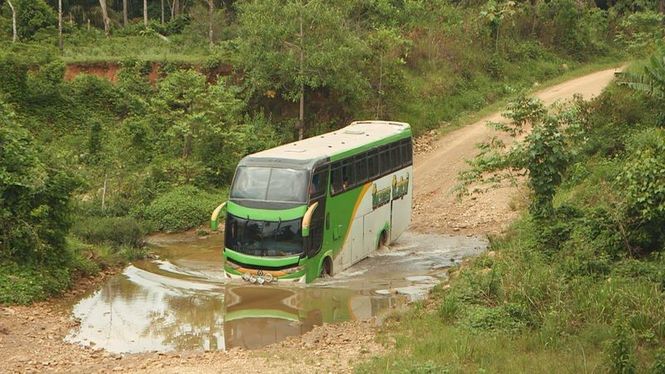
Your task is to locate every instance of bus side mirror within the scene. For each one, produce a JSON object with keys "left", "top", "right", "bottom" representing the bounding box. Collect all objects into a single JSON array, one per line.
[
  {"left": 301, "top": 202, "right": 319, "bottom": 237},
  {"left": 210, "top": 202, "right": 227, "bottom": 231}
]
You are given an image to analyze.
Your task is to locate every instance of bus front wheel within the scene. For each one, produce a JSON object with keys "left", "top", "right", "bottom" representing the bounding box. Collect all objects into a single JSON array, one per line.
[{"left": 320, "top": 257, "right": 332, "bottom": 278}]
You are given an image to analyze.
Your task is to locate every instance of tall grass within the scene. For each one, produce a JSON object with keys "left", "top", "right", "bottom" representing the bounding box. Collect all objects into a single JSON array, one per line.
[
  {"left": 61, "top": 30, "right": 210, "bottom": 64},
  {"left": 357, "top": 218, "right": 665, "bottom": 373}
]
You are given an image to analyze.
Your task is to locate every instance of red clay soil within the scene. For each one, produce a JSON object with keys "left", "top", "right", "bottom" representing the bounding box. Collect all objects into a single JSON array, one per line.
[{"left": 65, "top": 63, "right": 121, "bottom": 82}]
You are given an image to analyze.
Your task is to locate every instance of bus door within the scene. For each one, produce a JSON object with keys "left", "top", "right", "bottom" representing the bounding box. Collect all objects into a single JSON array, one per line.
[{"left": 305, "top": 165, "right": 328, "bottom": 258}]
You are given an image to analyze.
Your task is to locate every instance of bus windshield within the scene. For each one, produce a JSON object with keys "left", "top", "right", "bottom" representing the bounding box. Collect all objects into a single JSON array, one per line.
[
  {"left": 231, "top": 167, "right": 308, "bottom": 203},
  {"left": 225, "top": 214, "right": 303, "bottom": 257}
]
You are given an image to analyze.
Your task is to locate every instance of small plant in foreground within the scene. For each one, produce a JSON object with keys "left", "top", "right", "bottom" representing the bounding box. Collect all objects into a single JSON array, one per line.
[
  {"left": 651, "top": 349, "right": 665, "bottom": 374},
  {"left": 608, "top": 322, "right": 637, "bottom": 374}
]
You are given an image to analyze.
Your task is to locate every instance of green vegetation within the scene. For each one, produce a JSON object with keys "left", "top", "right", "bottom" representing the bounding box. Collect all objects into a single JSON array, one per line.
[
  {"left": 71, "top": 216, "right": 144, "bottom": 248},
  {"left": 0, "top": 0, "right": 663, "bottom": 308},
  {"left": 143, "top": 185, "right": 227, "bottom": 232},
  {"left": 358, "top": 50, "right": 665, "bottom": 372}
]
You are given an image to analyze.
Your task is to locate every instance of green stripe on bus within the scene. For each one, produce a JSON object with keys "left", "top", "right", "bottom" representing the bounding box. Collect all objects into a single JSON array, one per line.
[
  {"left": 227, "top": 201, "right": 307, "bottom": 221},
  {"left": 225, "top": 247, "right": 301, "bottom": 267}
]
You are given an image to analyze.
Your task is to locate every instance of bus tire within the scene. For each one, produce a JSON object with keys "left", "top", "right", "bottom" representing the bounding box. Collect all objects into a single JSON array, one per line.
[
  {"left": 320, "top": 257, "right": 332, "bottom": 278},
  {"left": 378, "top": 230, "right": 388, "bottom": 249}
]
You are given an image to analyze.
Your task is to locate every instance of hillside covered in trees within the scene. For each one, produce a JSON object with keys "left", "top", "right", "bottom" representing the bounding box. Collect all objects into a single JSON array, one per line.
[{"left": 0, "top": 0, "right": 663, "bottom": 326}]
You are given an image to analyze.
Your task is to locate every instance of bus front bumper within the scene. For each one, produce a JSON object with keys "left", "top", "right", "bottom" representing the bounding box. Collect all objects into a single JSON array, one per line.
[
  {"left": 225, "top": 271, "right": 307, "bottom": 284},
  {"left": 223, "top": 248, "right": 307, "bottom": 284},
  {"left": 224, "top": 265, "right": 307, "bottom": 284}
]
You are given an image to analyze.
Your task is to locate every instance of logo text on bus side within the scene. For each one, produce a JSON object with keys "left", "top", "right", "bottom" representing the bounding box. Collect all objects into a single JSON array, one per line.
[{"left": 371, "top": 173, "right": 410, "bottom": 210}]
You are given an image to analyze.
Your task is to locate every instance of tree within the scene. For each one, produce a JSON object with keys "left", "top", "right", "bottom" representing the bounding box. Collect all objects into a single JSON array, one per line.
[
  {"left": 207, "top": 0, "right": 214, "bottom": 47},
  {"left": 171, "top": 0, "right": 181, "bottom": 19},
  {"left": 367, "top": 27, "right": 408, "bottom": 119},
  {"left": 154, "top": 70, "right": 207, "bottom": 159},
  {"left": 123, "top": 0, "right": 128, "bottom": 26},
  {"left": 0, "top": 101, "right": 78, "bottom": 262},
  {"left": 153, "top": 70, "right": 241, "bottom": 157},
  {"left": 12, "top": 0, "right": 56, "bottom": 40},
  {"left": 144, "top": 0, "right": 148, "bottom": 27},
  {"left": 58, "top": 0, "right": 63, "bottom": 51},
  {"left": 527, "top": 0, "right": 542, "bottom": 36},
  {"left": 7, "top": 0, "right": 17, "bottom": 43},
  {"left": 99, "top": 0, "right": 110, "bottom": 36},
  {"left": 480, "top": 0, "right": 518, "bottom": 54},
  {"left": 458, "top": 95, "right": 569, "bottom": 219},
  {"left": 235, "top": 0, "right": 368, "bottom": 139},
  {"left": 149, "top": 70, "right": 248, "bottom": 183}
]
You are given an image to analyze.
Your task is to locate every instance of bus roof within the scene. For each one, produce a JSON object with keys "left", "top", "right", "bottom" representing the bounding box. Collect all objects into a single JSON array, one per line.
[{"left": 239, "top": 121, "right": 412, "bottom": 169}]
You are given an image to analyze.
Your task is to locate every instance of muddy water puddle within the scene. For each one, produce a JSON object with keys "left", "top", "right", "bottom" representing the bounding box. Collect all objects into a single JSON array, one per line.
[{"left": 65, "top": 232, "right": 487, "bottom": 353}]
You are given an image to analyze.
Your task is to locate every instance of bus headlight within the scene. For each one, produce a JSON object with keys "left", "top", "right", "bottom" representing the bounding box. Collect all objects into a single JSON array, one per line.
[{"left": 283, "top": 265, "right": 304, "bottom": 274}]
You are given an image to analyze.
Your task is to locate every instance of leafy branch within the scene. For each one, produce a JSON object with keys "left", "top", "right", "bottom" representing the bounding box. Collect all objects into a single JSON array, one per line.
[{"left": 457, "top": 95, "right": 570, "bottom": 219}]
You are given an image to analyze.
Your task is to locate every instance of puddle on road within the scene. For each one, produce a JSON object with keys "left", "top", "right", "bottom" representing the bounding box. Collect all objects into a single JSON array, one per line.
[{"left": 65, "top": 232, "right": 488, "bottom": 354}]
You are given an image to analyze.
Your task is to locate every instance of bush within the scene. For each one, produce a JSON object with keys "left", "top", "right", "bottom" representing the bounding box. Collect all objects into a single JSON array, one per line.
[
  {"left": 459, "top": 305, "right": 528, "bottom": 332},
  {"left": 607, "top": 322, "right": 637, "bottom": 374},
  {"left": 0, "top": 101, "right": 79, "bottom": 262},
  {"left": 0, "top": 239, "right": 105, "bottom": 304},
  {"left": 72, "top": 216, "right": 144, "bottom": 248},
  {"left": 143, "top": 185, "right": 225, "bottom": 232},
  {"left": 11, "top": 0, "right": 57, "bottom": 40},
  {"left": 438, "top": 294, "right": 460, "bottom": 322},
  {"left": 614, "top": 11, "right": 664, "bottom": 55},
  {"left": 652, "top": 350, "right": 665, "bottom": 374},
  {"left": 615, "top": 128, "right": 665, "bottom": 254},
  {"left": 117, "top": 245, "right": 149, "bottom": 261},
  {"left": 0, "top": 261, "right": 72, "bottom": 304}
]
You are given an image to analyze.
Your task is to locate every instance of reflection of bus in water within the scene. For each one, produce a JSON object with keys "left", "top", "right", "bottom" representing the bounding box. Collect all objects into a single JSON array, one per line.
[
  {"left": 211, "top": 121, "right": 413, "bottom": 283},
  {"left": 222, "top": 285, "right": 394, "bottom": 350}
]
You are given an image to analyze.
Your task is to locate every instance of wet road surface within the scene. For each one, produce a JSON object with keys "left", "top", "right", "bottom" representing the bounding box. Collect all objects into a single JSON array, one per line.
[{"left": 65, "top": 232, "right": 487, "bottom": 353}]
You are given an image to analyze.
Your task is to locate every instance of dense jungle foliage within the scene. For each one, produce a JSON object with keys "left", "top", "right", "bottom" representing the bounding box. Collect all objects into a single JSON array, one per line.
[
  {"left": 359, "top": 50, "right": 665, "bottom": 372},
  {"left": 0, "top": 0, "right": 662, "bottom": 307}
]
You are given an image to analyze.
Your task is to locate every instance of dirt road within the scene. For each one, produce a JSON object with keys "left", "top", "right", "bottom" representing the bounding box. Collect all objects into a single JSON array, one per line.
[
  {"left": 0, "top": 67, "right": 621, "bottom": 373},
  {"left": 411, "top": 67, "right": 621, "bottom": 235}
]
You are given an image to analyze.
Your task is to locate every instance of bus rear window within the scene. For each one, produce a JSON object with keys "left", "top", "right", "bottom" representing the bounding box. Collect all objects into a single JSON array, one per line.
[{"left": 231, "top": 167, "right": 308, "bottom": 203}]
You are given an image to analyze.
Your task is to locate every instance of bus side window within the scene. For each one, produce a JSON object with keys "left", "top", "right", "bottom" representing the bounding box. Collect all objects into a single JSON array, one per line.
[
  {"left": 331, "top": 162, "right": 343, "bottom": 195},
  {"left": 368, "top": 150, "right": 379, "bottom": 178},
  {"left": 310, "top": 166, "right": 329, "bottom": 199},
  {"left": 391, "top": 142, "right": 401, "bottom": 170},
  {"left": 400, "top": 139, "right": 410, "bottom": 167},
  {"left": 379, "top": 145, "right": 391, "bottom": 176},
  {"left": 406, "top": 139, "right": 413, "bottom": 163},
  {"left": 341, "top": 159, "right": 354, "bottom": 190},
  {"left": 355, "top": 153, "right": 368, "bottom": 185}
]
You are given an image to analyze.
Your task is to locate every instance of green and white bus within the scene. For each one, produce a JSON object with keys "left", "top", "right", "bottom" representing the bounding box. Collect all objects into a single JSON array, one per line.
[{"left": 210, "top": 121, "right": 413, "bottom": 283}]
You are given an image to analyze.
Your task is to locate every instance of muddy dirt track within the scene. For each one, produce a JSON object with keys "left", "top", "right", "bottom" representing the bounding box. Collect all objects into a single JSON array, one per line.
[
  {"left": 0, "top": 67, "right": 620, "bottom": 373},
  {"left": 411, "top": 67, "right": 621, "bottom": 236}
]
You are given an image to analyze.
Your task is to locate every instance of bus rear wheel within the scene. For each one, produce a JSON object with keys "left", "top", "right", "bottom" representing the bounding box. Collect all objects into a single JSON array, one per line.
[
  {"left": 378, "top": 230, "right": 388, "bottom": 250},
  {"left": 320, "top": 257, "right": 332, "bottom": 278}
]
